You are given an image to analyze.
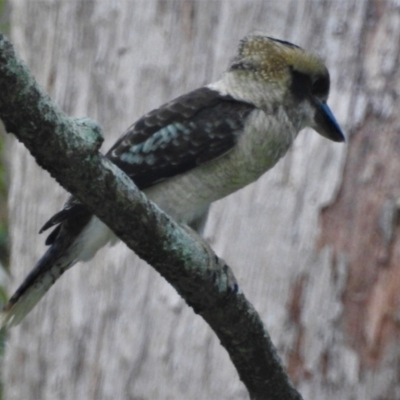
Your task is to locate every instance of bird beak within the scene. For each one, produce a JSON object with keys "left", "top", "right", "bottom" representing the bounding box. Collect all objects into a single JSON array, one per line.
[{"left": 312, "top": 99, "right": 345, "bottom": 142}]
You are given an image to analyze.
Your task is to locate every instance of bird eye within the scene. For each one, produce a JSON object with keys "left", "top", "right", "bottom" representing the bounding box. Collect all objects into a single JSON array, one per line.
[{"left": 311, "top": 76, "right": 330, "bottom": 98}]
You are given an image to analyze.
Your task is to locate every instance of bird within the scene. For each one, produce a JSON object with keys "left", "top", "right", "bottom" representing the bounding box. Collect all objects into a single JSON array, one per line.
[{"left": 0, "top": 34, "right": 344, "bottom": 328}]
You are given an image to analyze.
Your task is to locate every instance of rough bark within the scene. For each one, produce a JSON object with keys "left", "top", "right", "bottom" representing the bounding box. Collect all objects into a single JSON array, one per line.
[{"left": 2, "top": 0, "right": 400, "bottom": 399}]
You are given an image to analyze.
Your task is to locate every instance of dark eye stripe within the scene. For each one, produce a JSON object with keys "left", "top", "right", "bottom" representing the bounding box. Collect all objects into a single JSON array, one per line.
[
  {"left": 290, "top": 68, "right": 330, "bottom": 100},
  {"left": 311, "top": 76, "right": 330, "bottom": 97},
  {"left": 290, "top": 69, "right": 311, "bottom": 101}
]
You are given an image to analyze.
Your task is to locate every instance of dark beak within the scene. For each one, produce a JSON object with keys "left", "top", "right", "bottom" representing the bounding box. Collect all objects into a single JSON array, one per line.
[{"left": 313, "top": 99, "right": 345, "bottom": 142}]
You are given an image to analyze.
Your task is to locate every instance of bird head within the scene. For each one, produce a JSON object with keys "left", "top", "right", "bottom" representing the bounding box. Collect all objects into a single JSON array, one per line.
[{"left": 227, "top": 34, "right": 345, "bottom": 142}]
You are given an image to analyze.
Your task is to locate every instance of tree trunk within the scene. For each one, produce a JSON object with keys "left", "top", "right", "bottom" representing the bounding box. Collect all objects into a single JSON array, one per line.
[{"left": 3, "top": 0, "right": 400, "bottom": 399}]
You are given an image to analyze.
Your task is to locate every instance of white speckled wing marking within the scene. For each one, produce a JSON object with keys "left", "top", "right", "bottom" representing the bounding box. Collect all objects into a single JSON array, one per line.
[{"left": 106, "top": 87, "right": 255, "bottom": 189}]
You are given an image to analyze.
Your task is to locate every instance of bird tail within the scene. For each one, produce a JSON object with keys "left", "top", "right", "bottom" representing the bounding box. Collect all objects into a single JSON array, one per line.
[
  {"left": 0, "top": 235, "right": 78, "bottom": 328},
  {"left": 1, "top": 206, "right": 116, "bottom": 329}
]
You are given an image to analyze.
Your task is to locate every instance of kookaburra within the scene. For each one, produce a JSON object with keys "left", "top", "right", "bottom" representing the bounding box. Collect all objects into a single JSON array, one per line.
[{"left": 0, "top": 34, "right": 344, "bottom": 328}]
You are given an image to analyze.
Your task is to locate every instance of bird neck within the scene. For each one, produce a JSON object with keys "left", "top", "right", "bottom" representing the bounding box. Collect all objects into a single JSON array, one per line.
[{"left": 209, "top": 71, "right": 287, "bottom": 111}]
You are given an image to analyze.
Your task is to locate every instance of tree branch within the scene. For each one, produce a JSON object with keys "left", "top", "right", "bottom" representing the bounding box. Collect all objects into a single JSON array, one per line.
[{"left": 0, "top": 32, "right": 303, "bottom": 400}]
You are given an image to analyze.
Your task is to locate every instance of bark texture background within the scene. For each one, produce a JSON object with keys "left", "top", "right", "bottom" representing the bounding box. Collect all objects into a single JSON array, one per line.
[{"left": 2, "top": 1, "right": 400, "bottom": 399}]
